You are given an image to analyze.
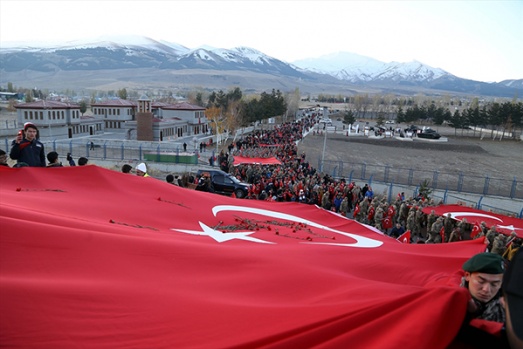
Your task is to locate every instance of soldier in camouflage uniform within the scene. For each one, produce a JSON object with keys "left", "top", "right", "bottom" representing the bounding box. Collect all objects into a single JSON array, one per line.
[
  {"left": 448, "top": 227, "right": 463, "bottom": 242},
  {"left": 339, "top": 196, "right": 349, "bottom": 217},
  {"left": 374, "top": 207, "right": 384, "bottom": 232},
  {"left": 485, "top": 227, "right": 498, "bottom": 251},
  {"left": 426, "top": 210, "right": 437, "bottom": 237},
  {"left": 490, "top": 234, "right": 507, "bottom": 256},
  {"left": 359, "top": 197, "right": 369, "bottom": 223},
  {"left": 443, "top": 213, "right": 454, "bottom": 243},
  {"left": 321, "top": 190, "right": 331, "bottom": 211},
  {"left": 414, "top": 207, "right": 423, "bottom": 238},
  {"left": 398, "top": 202, "right": 408, "bottom": 226},
  {"left": 426, "top": 217, "right": 444, "bottom": 243},
  {"left": 406, "top": 210, "right": 416, "bottom": 235}
]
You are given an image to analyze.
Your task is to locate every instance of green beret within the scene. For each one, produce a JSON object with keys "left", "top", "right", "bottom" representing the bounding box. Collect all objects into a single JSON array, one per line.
[{"left": 463, "top": 252, "right": 505, "bottom": 274}]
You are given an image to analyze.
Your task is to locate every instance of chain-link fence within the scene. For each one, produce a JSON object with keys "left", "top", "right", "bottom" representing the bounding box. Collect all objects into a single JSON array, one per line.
[{"left": 319, "top": 159, "right": 522, "bottom": 199}]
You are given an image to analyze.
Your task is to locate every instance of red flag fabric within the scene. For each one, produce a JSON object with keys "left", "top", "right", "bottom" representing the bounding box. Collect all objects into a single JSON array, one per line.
[
  {"left": 422, "top": 204, "right": 523, "bottom": 237},
  {"left": 0, "top": 166, "right": 487, "bottom": 348},
  {"left": 233, "top": 156, "right": 282, "bottom": 166},
  {"left": 382, "top": 216, "right": 393, "bottom": 230},
  {"left": 397, "top": 230, "right": 411, "bottom": 244},
  {"left": 470, "top": 222, "right": 482, "bottom": 238},
  {"left": 440, "top": 226, "right": 446, "bottom": 242}
]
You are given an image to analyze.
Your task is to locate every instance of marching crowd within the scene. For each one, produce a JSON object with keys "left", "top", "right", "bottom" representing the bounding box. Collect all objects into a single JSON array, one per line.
[
  {"left": 5, "top": 121, "right": 521, "bottom": 261},
  {"left": 193, "top": 117, "right": 522, "bottom": 261}
]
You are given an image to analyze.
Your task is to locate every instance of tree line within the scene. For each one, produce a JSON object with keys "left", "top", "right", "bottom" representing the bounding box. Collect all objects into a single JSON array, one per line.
[{"left": 397, "top": 101, "right": 523, "bottom": 133}]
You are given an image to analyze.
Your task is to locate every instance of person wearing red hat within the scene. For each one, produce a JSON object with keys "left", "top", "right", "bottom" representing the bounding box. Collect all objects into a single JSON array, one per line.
[{"left": 9, "top": 122, "right": 45, "bottom": 167}]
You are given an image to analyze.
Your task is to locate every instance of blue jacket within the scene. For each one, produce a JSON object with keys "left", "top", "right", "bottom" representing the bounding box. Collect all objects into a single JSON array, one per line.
[{"left": 10, "top": 138, "right": 46, "bottom": 167}]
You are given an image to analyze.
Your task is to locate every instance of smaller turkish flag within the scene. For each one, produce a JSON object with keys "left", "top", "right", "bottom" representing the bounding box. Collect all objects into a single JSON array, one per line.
[
  {"left": 470, "top": 223, "right": 481, "bottom": 238},
  {"left": 382, "top": 217, "right": 393, "bottom": 230},
  {"left": 397, "top": 230, "right": 411, "bottom": 244},
  {"left": 353, "top": 204, "right": 360, "bottom": 217}
]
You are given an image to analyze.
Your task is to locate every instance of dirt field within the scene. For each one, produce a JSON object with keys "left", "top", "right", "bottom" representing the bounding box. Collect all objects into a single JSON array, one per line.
[{"left": 297, "top": 124, "right": 523, "bottom": 196}]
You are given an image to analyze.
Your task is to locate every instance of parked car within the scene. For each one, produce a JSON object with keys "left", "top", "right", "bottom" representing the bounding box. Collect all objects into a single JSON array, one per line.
[
  {"left": 385, "top": 120, "right": 395, "bottom": 124},
  {"left": 417, "top": 128, "right": 441, "bottom": 139},
  {"left": 196, "top": 169, "right": 250, "bottom": 198}
]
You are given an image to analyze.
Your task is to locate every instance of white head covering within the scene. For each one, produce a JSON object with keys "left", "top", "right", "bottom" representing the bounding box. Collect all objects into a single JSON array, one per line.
[{"left": 136, "top": 163, "right": 147, "bottom": 173}]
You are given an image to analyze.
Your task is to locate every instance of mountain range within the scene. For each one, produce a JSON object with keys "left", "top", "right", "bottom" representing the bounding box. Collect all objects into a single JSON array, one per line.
[{"left": 1, "top": 35, "right": 521, "bottom": 98}]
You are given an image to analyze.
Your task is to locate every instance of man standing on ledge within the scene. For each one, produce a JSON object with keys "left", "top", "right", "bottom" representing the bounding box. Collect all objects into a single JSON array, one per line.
[{"left": 9, "top": 122, "right": 45, "bottom": 167}]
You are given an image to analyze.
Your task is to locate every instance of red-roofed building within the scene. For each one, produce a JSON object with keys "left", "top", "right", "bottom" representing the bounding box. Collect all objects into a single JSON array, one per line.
[
  {"left": 14, "top": 100, "right": 93, "bottom": 139},
  {"left": 15, "top": 98, "right": 209, "bottom": 142}
]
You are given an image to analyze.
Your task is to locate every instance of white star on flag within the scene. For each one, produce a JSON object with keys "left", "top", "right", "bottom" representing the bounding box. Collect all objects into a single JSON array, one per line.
[
  {"left": 172, "top": 222, "right": 274, "bottom": 244},
  {"left": 496, "top": 224, "right": 522, "bottom": 231}
]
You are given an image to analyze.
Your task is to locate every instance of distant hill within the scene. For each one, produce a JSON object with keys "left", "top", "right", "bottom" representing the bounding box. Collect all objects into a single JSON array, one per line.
[{"left": 1, "top": 35, "right": 521, "bottom": 98}]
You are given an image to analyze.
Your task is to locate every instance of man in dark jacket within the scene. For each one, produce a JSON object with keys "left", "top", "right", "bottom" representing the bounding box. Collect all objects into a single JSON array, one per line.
[{"left": 9, "top": 122, "right": 45, "bottom": 167}]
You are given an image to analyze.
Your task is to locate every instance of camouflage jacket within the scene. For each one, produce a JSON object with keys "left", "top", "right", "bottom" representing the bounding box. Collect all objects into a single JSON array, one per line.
[{"left": 460, "top": 277, "right": 505, "bottom": 323}]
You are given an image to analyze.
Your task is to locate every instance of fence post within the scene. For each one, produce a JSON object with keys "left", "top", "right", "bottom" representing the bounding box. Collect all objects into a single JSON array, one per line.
[
  {"left": 348, "top": 170, "right": 354, "bottom": 183},
  {"left": 510, "top": 177, "right": 517, "bottom": 199},
  {"left": 156, "top": 145, "right": 161, "bottom": 162},
  {"left": 86, "top": 142, "right": 90, "bottom": 157},
  {"left": 384, "top": 165, "right": 390, "bottom": 182},
  {"left": 388, "top": 183, "right": 393, "bottom": 202},
  {"left": 519, "top": 207, "right": 523, "bottom": 219},
  {"left": 103, "top": 141, "right": 107, "bottom": 160},
  {"left": 332, "top": 165, "right": 338, "bottom": 178},
  {"left": 457, "top": 172, "right": 464, "bottom": 192},
  {"left": 443, "top": 189, "right": 448, "bottom": 204},
  {"left": 408, "top": 169, "right": 414, "bottom": 186},
  {"left": 69, "top": 140, "right": 73, "bottom": 155},
  {"left": 52, "top": 140, "right": 56, "bottom": 152},
  {"left": 483, "top": 176, "right": 490, "bottom": 195},
  {"left": 361, "top": 163, "right": 366, "bottom": 179},
  {"left": 368, "top": 175, "right": 373, "bottom": 186},
  {"left": 432, "top": 171, "right": 439, "bottom": 189},
  {"left": 477, "top": 196, "right": 483, "bottom": 210},
  {"left": 139, "top": 144, "right": 143, "bottom": 161},
  {"left": 121, "top": 143, "right": 124, "bottom": 160},
  {"left": 4, "top": 138, "right": 8, "bottom": 150}
]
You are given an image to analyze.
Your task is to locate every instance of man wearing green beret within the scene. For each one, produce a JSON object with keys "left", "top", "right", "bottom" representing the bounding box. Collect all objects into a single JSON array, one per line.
[{"left": 460, "top": 252, "right": 506, "bottom": 323}]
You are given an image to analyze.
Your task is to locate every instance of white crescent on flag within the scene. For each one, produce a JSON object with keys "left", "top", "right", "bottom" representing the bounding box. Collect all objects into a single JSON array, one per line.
[{"left": 212, "top": 205, "right": 383, "bottom": 248}]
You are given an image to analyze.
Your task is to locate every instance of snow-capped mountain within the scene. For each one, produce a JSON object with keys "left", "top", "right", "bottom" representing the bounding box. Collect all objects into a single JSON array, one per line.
[
  {"left": 0, "top": 35, "right": 521, "bottom": 97},
  {"left": 292, "top": 52, "right": 449, "bottom": 83}
]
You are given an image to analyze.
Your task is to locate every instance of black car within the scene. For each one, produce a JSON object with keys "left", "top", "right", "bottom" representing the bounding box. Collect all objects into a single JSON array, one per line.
[
  {"left": 417, "top": 128, "right": 441, "bottom": 139},
  {"left": 196, "top": 169, "right": 250, "bottom": 198}
]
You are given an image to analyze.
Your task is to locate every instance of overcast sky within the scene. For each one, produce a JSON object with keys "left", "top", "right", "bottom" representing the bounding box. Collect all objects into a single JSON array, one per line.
[{"left": 1, "top": 0, "right": 522, "bottom": 82}]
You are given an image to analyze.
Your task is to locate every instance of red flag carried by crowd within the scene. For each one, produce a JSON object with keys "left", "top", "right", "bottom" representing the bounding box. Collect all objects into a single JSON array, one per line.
[
  {"left": 233, "top": 155, "right": 282, "bottom": 166},
  {"left": 397, "top": 230, "right": 411, "bottom": 244},
  {"left": 422, "top": 204, "right": 523, "bottom": 237},
  {"left": 0, "top": 166, "right": 486, "bottom": 348}
]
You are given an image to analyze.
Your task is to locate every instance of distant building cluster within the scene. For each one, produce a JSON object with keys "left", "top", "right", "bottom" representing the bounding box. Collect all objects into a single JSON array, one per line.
[{"left": 14, "top": 96, "right": 209, "bottom": 141}]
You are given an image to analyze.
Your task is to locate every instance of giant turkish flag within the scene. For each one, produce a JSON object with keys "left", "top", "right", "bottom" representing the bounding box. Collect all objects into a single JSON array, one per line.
[{"left": 1, "top": 166, "right": 486, "bottom": 348}]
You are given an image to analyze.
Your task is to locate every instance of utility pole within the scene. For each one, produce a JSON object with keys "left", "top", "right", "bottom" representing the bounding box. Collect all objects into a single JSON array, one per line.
[{"left": 320, "top": 123, "right": 327, "bottom": 173}]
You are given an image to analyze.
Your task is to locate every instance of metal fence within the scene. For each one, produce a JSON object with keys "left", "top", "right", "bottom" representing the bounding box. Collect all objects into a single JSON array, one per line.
[
  {"left": 319, "top": 159, "right": 522, "bottom": 199},
  {"left": 1, "top": 138, "right": 214, "bottom": 164}
]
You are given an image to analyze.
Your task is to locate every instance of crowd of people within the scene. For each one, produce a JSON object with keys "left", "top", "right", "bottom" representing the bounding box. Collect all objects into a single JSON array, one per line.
[
  {"left": 6, "top": 121, "right": 521, "bottom": 260},
  {"left": 180, "top": 117, "right": 521, "bottom": 261}
]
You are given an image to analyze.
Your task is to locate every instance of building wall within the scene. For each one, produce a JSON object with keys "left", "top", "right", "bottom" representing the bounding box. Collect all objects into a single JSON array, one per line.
[{"left": 136, "top": 112, "right": 153, "bottom": 141}]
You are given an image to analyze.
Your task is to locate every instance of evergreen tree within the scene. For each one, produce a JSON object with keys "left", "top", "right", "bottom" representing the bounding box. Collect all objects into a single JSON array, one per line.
[{"left": 79, "top": 101, "right": 87, "bottom": 116}]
